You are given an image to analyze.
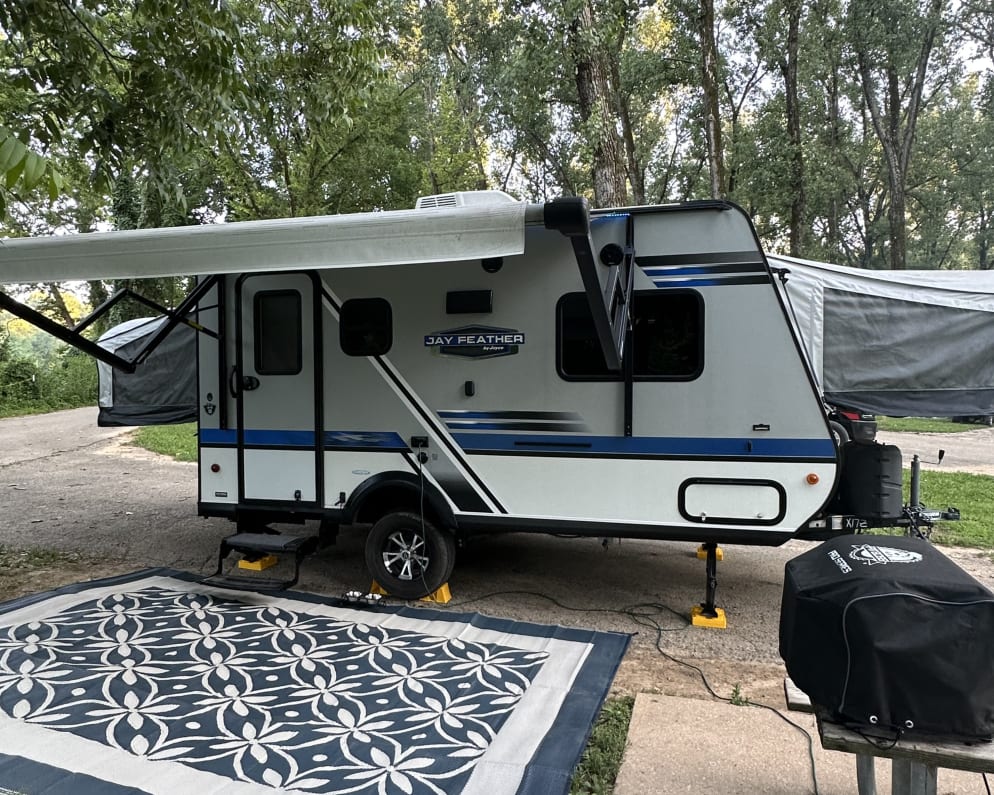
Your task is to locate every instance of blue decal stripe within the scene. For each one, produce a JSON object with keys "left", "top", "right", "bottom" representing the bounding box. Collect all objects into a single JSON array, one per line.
[
  {"left": 245, "top": 429, "right": 314, "bottom": 447},
  {"left": 325, "top": 431, "right": 408, "bottom": 449},
  {"left": 452, "top": 433, "right": 836, "bottom": 458},
  {"left": 201, "top": 428, "right": 236, "bottom": 445},
  {"left": 199, "top": 429, "right": 408, "bottom": 449}
]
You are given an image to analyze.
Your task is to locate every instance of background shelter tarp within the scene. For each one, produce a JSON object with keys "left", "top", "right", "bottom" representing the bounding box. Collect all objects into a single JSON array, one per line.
[
  {"left": 96, "top": 317, "right": 196, "bottom": 426},
  {"left": 770, "top": 255, "right": 994, "bottom": 417}
]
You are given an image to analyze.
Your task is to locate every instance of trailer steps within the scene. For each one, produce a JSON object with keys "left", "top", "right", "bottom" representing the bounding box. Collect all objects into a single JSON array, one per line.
[{"left": 203, "top": 532, "right": 319, "bottom": 592}]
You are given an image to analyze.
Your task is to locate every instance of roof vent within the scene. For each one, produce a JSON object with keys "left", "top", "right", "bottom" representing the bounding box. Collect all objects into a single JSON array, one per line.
[{"left": 415, "top": 190, "right": 518, "bottom": 209}]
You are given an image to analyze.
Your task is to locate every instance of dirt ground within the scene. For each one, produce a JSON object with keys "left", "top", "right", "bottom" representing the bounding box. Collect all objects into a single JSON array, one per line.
[{"left": 2, "top": 409, "right": 993, "bottom": 710}]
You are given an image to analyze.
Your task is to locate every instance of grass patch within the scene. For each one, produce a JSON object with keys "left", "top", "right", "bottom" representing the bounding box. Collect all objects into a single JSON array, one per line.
[
  {"left": 570, "top": 696, "right": 634, "bottom": 794},
  {"left": 876, "top": 417, "right": 978, "bottom": 433},
  {"left": 903, "top": 468, "right": 994, "bottom": 548},
  {"left": 0, "top": 546, "right": 81, "bottom": 570},
  {"left": 132, "top": 422, "right": 198, "bottom": 462}
]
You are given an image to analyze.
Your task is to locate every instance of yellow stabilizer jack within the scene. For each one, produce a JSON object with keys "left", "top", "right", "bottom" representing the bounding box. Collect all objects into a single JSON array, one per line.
[
  {"left": 238, "top": 554, "right": 278, "bottom": 571},
  {"left": 370, "top": 580, "right": 453, "bottom": 604},
  {"left": 691, "top": 605, "right": 727, "bottom": 629},
  {"left": 697, "top": 544, "right": 724, "bottom": 561}
]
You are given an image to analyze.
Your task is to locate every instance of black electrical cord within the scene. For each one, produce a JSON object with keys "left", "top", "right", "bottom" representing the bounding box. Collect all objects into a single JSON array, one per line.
[
  {"left": 984, "top": 772, "right": 991, "bottom": 795},
  {"left": 435, "top": 588, "right": 822, "bottom": 795}
]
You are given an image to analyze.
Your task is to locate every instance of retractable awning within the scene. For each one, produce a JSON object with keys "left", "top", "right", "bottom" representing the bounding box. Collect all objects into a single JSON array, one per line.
[
  {"left": 0, "top": 193, "right": 628, "bottom": 374},
  {"left": 0, "top": 202, "right": 532, "bottom": 284}
]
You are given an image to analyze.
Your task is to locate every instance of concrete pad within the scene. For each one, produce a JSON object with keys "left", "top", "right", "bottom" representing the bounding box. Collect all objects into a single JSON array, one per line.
[{"left": 614, "top": 693, "right": 990, "bottom": 795}]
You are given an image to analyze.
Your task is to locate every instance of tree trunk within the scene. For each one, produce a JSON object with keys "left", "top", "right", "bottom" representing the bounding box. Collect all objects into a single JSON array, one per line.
[
  {"left": 782, "top": 0, "right": 805, "bottom": 256},
  {"left": 699, "top": 0, "right": 725, "bottom": 198},
  {"left": 827, "top": 66, "right": 841, "bottom": 257},
  {"left": 44, "top": 284, "right": 75, "bottom": 326},
  {"left": 569, "top": 1, "right": 628, "bottom": 207}
]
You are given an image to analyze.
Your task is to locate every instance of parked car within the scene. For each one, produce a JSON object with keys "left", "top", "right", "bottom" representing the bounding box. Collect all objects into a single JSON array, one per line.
[
  {"left": 951, "top": 415, "right": 994, "bottom": 426},
  {"left": 827, "top": 403, "right": 877, "bottom": 445}
]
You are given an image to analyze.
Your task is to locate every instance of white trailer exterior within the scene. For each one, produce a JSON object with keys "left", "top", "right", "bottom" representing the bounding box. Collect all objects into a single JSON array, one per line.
[{"left": 0, "top": 194, "right": 842, "bottom": 599}]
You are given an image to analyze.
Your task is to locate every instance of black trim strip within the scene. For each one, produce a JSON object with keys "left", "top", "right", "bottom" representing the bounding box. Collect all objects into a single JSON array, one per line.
[
  {"left": 321, "top": 286, "right": 507, "bottom": 514},
  {"left": 453, "top": 514, "right": 793, "bottom": 546},
  {"left": 465, "top": 449, "right": 833, "bottom": 463},
  {"left": 595, "top": 200, "right": 733, "bottom": 215}
]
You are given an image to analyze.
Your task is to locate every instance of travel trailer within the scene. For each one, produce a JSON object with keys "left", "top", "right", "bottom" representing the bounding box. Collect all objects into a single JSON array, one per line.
[{"left": 0, "top": 192, "right": 908, "bottom": 613}]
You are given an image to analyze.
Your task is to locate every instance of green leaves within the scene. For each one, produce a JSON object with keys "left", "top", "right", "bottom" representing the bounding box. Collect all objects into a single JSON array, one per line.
[{"left": 0, "top": 127, "right": 64, "bottom": 216}]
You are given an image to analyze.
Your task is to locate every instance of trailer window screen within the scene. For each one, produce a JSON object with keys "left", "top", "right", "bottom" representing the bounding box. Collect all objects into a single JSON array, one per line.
[
  {"left": 340, "top": 297, "right": 392, "bottom": 356},
  {"left": 254, "top": 290, "right": 302, "bottom": 375},
  {"left": 557, "top": 291, "right": 702, "bottom": 380}
]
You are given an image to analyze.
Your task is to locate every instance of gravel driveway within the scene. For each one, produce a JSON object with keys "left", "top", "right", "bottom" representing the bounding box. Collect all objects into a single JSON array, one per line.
[{"left": 1, "top": 407, "right": 992, "bottom": 702}]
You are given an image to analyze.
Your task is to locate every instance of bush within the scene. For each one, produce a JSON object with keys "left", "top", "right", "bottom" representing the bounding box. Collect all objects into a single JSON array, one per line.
[
  {"left": 0, "top": 347, "right": 98, "bottom": 415},
  {"left": 0, "top": 357, "right": 42, "bottom": 402}
]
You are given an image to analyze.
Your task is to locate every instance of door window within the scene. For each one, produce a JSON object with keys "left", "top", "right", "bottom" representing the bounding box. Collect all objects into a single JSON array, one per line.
[{"left": 254, "top": 290, "right": 302, "bottom": 375}]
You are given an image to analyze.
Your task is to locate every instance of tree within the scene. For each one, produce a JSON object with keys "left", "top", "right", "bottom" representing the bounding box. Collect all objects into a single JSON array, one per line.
[
  {"left": 0, "top": 0, "right": 249, "bottom": 218},
  {"left": 849, "top": 0, "right": 953, "bottom": 269}
]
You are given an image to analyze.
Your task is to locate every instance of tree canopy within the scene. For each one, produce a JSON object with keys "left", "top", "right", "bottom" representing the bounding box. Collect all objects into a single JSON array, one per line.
[{"left": 1, "top": 0, "right": 991, "bottom": 272}]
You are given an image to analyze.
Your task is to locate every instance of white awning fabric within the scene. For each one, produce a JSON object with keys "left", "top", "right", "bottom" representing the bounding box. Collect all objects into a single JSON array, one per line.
[{"left": 0, "top": 203, "right": 528, "bottom": 285}]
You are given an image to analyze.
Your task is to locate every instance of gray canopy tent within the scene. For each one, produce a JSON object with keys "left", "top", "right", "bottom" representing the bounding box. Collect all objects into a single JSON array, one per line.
[
  {"left": 96, "top": 316, "right": 196, "bottom": 426},
  {"left": 770, "top": 254, "right": 994, "bottom": 417}
]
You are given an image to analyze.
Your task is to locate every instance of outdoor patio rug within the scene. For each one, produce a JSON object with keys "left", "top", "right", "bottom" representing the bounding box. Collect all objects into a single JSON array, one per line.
[{"left": 0, "top": 569, "right": 629, "bottom": 795}]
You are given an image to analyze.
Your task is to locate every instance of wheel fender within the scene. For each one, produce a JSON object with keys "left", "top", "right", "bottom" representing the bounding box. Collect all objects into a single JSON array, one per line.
[{"left": 345, "top": 472, "right": 456, "bottom": 528}]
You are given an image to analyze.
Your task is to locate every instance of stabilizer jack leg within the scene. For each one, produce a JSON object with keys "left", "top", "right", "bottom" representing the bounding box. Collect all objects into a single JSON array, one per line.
[{"left": 691, "top": 542, "right": 727, "bottom": 629}]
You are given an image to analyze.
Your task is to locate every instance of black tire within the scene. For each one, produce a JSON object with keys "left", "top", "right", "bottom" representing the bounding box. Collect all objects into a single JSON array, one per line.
[
  {"left": 365, "top": 511, "right": 455, "bottom": 599},
  {"left": 829, "top": 420, "right": 850, "bottom": 448}
]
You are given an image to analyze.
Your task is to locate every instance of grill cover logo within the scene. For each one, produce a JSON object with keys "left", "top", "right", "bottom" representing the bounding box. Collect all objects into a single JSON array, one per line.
[
  {"left": 424, "top": 325, "right": 525, "bottom": 359},
  {"left": 849, "top": 544, "right": 923, "bottom": 566}
]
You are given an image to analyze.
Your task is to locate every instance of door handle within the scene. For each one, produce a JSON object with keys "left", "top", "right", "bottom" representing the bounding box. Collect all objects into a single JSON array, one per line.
[{"left": 229, "top": 369, "right": 260, "bottom": 396}]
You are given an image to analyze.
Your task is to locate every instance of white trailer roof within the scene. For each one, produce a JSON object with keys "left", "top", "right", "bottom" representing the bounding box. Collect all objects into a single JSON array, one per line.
[{"left": 0, "top": 202, "right": 528, "bottom": 285}]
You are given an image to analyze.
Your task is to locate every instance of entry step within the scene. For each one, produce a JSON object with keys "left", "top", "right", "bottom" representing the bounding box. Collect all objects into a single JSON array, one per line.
[
  {"left": 205, "top": 532, "right": 319, "bottom": 593},
  {"left": 222, "top": 533, "right": 317, "bottom": 555}
]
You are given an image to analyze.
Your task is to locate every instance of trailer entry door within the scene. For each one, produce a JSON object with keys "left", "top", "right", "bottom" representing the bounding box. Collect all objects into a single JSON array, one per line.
[{"left": 235, "top": 273, "right": 322, "bottom": 507}]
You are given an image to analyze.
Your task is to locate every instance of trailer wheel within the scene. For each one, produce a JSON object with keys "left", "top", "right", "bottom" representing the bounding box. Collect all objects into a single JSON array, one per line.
[
  {"left": 365, "top": 511, "right": 455, "bottom": 599},
  {"left": 829, "top": 420, "right": 849, "bottom": 448}
]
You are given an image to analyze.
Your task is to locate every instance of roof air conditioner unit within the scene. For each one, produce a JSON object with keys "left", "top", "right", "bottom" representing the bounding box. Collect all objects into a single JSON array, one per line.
[{"left": 415, "top": 190, "right": 518, "bottom": 209}]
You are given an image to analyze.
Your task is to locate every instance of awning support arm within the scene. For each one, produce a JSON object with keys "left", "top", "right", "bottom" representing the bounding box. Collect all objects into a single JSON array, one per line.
[
  {"left": 543, "top": 197, "right": 627, "bottom": 372},
  {"left": 0, "top": 274, "right": 221, "bottom": 374},
  {"left": 0, "top": 290, "right": 138, "bottom": 373}
]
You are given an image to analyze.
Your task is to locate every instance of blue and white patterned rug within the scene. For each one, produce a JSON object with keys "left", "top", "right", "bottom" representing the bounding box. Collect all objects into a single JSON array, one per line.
[{"left": 0, "top": 569, "right": 628, "bottom": 795}]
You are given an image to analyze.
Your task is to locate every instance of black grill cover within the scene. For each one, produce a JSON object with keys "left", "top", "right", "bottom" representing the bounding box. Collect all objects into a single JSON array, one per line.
[{"left": 780, "top": 535, "right": 994, "bottom": 739}]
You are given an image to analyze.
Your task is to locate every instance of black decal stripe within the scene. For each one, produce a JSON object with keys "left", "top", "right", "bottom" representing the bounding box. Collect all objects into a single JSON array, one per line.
[
  {"left": 399, "top": 451, "right": 493, "bottom": 514},
  {"left": 322, "top": 287, "right": 506, "bottom": 513},
  {"left": 433, "top": 477, "right": 492, "bottom": 513},
  {"left": 444, "top": 422, "right": 589, "bottom": 432},
  {"left": 437, "top": 410, "right": 584, "bottom": 421},
  {"left": 636, "top": 252, "right": 764, "bottom": 268}
]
